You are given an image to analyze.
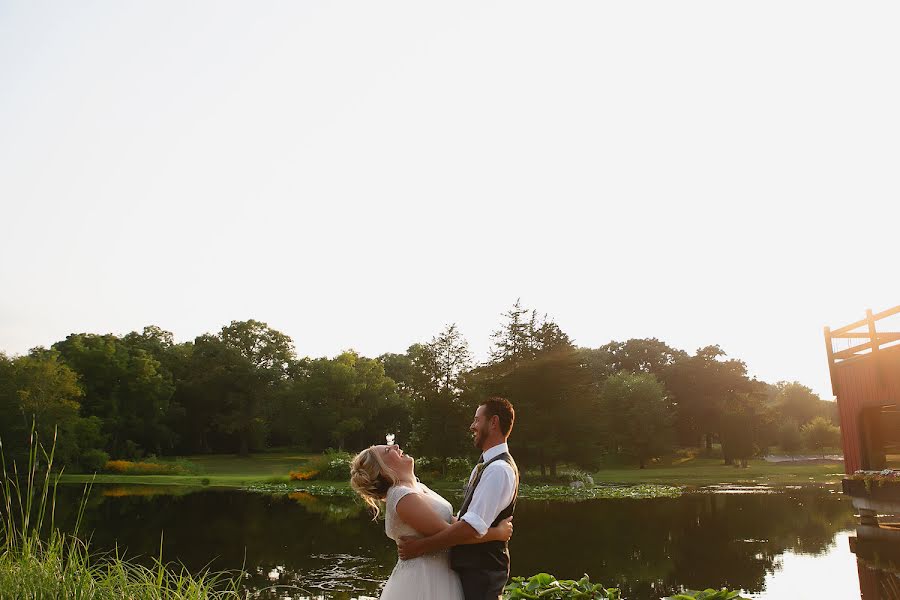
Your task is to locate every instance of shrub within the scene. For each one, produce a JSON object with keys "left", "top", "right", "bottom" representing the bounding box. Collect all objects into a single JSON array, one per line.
[
  {"left": 801, "top": 417, "right": 841, "bottom": 456},
  {"left": 289, "top": 469, "right": 319, "bottom": 481},
  {"left": 103, "top": 460, "right": 179, "bottom": 475},
  {"left": 79, "top": 449, "right": 109, "bottom": 473},
  {"left": 172, "top": 458, "right": 202, "bottom": 474},
  {"left": 562, "top": 470, "right": 594, "bottom": 486},
  {"left": 304, "top": 450, "right": 352, "bottom": 480},
  {"left": 777, "top": 419, "right": 803, "bottom": 455},
  {"left": 446, "top": 457, "right": 475, "bottom": 480}
]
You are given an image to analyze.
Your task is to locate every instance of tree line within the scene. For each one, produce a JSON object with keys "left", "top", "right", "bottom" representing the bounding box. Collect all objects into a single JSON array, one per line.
[{"left": 0, "top": 300, "right": 839, "bottom": 472}]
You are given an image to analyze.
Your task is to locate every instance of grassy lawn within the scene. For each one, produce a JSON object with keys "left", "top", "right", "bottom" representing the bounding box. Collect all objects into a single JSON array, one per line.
[
  {"left": 58, "top": 450, "right": 317, "bottom": 488},
  {"left": 57, "top": 452, "right": 847, "bottom": 489},
  {"left": 589, "top": 457, "right": 845, "bottom": 486}
]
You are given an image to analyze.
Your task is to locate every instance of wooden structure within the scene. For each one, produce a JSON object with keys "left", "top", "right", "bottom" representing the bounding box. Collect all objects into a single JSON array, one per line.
[
  {"left": 827, "top": 306, "right": 900, "bottom": 599},
  {"left": 825, "top": 305, "right": 900, "bottom": 474}
]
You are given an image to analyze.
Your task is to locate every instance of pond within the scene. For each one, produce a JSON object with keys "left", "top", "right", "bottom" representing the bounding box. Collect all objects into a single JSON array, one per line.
[{"left": 53, "top": 484, "right": 860, "bottom": 599}]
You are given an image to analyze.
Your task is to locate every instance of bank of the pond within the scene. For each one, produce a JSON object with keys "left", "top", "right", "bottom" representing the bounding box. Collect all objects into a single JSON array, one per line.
[
  {"left": 58, "top": 455, "right": 845, "bottom": 490},
  {"left": 238, "top": 480, "right": 684, "bottom": 500},
  {"left": 589, "top": 458, "right": 845, "bottom": 486}
]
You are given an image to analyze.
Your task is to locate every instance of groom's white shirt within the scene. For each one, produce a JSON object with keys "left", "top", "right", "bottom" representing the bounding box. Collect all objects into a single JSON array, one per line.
[{"left": 459, "top": 442, "right": 516, "bottom": 536}]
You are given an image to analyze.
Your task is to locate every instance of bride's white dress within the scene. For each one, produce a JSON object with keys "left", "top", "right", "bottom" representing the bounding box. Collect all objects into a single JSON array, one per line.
[{"left": 380, "top": 483, "right": 464, "bottom": 600}]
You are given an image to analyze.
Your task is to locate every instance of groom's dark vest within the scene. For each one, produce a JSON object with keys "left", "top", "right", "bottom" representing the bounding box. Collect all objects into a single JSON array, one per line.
[{"left": 449, "top": 453, "right": 519, "bottom": 573}]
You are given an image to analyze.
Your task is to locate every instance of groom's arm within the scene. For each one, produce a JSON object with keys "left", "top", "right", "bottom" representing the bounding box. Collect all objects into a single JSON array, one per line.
[
  {"left": 397, "top": 520, "right": 483, "bottom": 559},
  {"left": 397, "top": 465, "right": 516, "bottom": 560}
]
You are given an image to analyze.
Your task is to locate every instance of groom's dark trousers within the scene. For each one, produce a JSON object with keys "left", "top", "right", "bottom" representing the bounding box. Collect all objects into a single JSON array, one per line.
[
  {"left": 450, "top": 453, "right": 519, "bottom": 600},
  {"left": 456, "top": 569, "right": 508, "bottom": 600}
]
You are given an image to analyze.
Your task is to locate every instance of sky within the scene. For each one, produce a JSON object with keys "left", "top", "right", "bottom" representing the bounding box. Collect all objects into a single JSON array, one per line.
[{"left": 2, "top": 2, "right": 898, "bottom": 399}]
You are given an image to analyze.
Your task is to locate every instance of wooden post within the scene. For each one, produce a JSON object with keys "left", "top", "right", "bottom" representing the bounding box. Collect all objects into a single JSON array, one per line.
[
  {"left": 866, "top": 309, "right": 879, "bottom": 356},
  {"left": 824, "top": 326, "right": 838, "bottom": 396}
]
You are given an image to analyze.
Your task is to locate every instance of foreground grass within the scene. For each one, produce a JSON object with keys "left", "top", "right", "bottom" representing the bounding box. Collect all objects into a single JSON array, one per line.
[
  {"left": 0, "top": 537, "right": 242, "bottom": 599},
  {"left": 2, "top": 431, "right": 244, "bottom": 599}
]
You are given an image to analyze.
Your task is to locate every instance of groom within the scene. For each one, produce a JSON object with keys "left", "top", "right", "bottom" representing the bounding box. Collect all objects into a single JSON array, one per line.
[{"left": 398, "top": 397, "right": 519, "bottom": 600}]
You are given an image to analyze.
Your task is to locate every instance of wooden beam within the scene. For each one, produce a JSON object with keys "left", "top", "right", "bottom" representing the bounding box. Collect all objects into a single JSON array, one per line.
[
  {"left": 831, "top": 332, "right": 900, "bottom": 341},
  {"left": 834, "top": 342, "right": 875, "bottom": 361},
  {"left": 874, "top": 304, "right": 900, "bottom": 321},
  {"left": 832, "top": 316, "right": 871, "bottom": 336},
  {"left": 831, "top": 304, "right": 900, "bottom": 336}
]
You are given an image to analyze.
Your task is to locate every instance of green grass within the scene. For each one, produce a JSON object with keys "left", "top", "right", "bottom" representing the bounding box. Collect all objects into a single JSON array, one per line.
[
  {"left": 589, "top": 457, "right": 845, "bottom": 486},
  {"left": 60, "top": 451, "right": 846, "bottom": 490},
  {"left": 60, "top": 450, "right": 318, "bottom": 488}
]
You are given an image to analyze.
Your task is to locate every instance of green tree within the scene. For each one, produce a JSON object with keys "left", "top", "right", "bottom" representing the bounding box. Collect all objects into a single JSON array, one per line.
[
  {"left": 408, "top": 325, "right": 473, "bottom": 470},
  {"left": 662, "top": 345, "right": 754, "bottom": 451},
  {"left": 774, "top": 381, "right": 826, "bottom": 426},
  {"left": 176, "top": 335, "right": 238, "bottom": 454},
  {"left": 777, "top": 419, "right": 803, "bottom": 455},
  {"left": 489, "top": 299, "right": 532, "bottom": 363},
  {"left": 211, "top": 320, "right": 296, "bottom": 456},
  {"left": 597, "top": 338, "right": 687, "bottom": 377},
  {"left": 482, "top": 303, "right": 596, "bottom": 475},
  {"left": 303, "top": 351, "right": 404, "bottom": 451},
  {"left": 1, "top": 349, "right": 107, "bottom": 469},
  {"left": 0, "top": 352, "right": 21, "bottom": 451},
  {"left": 720, "top": 390, "right": 769, "bottom": 467},
  {"left": 801, "top": 416, "right": 841, "bottom": 457},
  {"left": 598, "top": 372, "right": 672, "bottom": 468},
  {"left": 53, "top": 333, "right": 176, "bottom": 457}
]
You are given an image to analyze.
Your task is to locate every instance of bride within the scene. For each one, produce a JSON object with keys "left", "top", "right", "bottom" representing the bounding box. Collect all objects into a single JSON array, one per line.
[{"left": 350, "top": 444, "right": 513, "bottom": 599}]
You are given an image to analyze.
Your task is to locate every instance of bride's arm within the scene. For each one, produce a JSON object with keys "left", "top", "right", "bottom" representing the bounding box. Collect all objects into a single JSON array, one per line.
[
  {"left": 395, "top": 495, "right": 513, "bottom": 543},
  {"left": 395, "top": 493, "right": 454, "bottom": 537}
]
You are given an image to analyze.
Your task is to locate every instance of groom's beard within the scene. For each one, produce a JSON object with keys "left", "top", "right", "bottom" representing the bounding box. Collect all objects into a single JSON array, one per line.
[{"left": 472, "top": 424, "right": 489, "bottom": 450}]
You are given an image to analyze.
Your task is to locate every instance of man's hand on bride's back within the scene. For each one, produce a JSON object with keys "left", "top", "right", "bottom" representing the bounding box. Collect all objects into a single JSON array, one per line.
[
  {"left": 497, "top": 516, "right": 513, "bottom": 542},
  {"left": 397, "top": 536, "right": 424, "bottom": 560}
]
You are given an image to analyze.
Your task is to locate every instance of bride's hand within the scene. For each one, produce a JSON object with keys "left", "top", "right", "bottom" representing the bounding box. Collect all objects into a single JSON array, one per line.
[{"left": 487, "top": 517, "right": 513, "bottom": 542}]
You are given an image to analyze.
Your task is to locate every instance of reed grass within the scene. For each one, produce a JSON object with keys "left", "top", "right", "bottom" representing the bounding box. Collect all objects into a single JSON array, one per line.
[{"left": 0, "top": 426, "right": 245, "bottom": 599}]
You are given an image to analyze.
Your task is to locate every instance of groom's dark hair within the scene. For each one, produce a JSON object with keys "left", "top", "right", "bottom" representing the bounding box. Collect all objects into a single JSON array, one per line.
[{"left": 482, "top": 397, "right": 515, "bottom": 437}]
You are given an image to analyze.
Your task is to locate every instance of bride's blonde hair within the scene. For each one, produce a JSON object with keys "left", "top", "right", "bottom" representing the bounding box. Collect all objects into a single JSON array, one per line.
[{"left": 350, "top": 446, "right": 397, "bottom": 519}]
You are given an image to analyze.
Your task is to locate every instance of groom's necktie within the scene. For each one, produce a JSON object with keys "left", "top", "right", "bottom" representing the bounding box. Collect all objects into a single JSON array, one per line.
[{"left": 465, "top": 456, "right": 485, "bottom": 495}]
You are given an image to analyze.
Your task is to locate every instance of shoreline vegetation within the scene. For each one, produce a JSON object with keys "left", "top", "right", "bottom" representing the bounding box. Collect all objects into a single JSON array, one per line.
[{"left": 54, "top": 450, "right": 846, "bottom": 492}]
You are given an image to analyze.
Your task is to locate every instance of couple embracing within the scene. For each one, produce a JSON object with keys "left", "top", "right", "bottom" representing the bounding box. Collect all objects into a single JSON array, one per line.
[{"left": 350, "top": 397, "right": 519, "bottom": 600}]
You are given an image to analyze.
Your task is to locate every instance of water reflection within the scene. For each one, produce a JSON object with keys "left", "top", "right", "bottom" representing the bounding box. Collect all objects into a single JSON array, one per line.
[{"left": 53, "top": 485, "right": 856, "bottom": 599}]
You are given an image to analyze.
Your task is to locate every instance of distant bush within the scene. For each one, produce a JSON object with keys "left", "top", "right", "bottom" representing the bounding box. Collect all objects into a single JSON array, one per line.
[
  {"left": 289, "top": 469, "right": 319, "bottom": 481},
  {"left": 562, "top": 470, "right": 594, "bottom": 486},
  {"left": 103, "top": 459, "right": 200, "bottom": 475},
  {"left": 304, "top": 450, "right": 352, "bottom": 480},
  {"left": 525, "top": 469, "right": 594, "bottom": 486},
  {"left": 79, "top": 449, "right": 109, "bottom": 473},
  {"left": 777, "top": 419, "right": 803, "bottom": 455},
  {"left": 408, "top": 456, "right": 475, "bottom": 482},
  {"left": 445, "top": 457, "right": 474, "bottom": 480},
  {"left": 801, "top": 417, "right": 841, "bottom": 456}
]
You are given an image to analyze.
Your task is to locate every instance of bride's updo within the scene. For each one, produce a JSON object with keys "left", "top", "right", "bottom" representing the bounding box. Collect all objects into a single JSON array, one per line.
[{"left": 350, "top": 446, "right": 395, "bottom": 519}]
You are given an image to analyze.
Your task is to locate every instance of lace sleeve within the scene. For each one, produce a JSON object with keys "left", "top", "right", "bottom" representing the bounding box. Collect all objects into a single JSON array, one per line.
[{"left": 387, "top": 485, "right": 419, "bottom": 513}]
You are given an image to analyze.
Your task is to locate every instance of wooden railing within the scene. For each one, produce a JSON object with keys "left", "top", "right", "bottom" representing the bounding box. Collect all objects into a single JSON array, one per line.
[{"left": 825, "top": 305, "right": 900, "bottom": 394}]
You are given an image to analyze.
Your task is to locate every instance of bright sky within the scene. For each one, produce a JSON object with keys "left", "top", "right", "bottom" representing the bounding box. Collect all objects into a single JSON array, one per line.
[{"left": 2, "top": 2, "right": 898, "bottom": 399}]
